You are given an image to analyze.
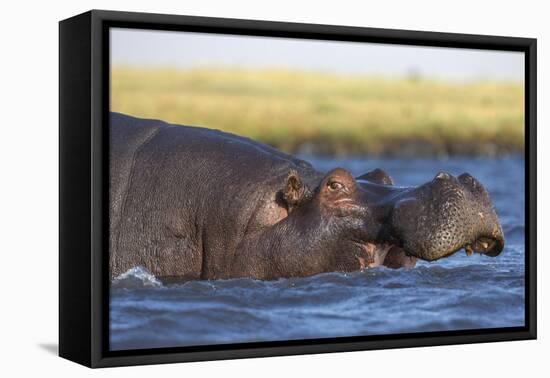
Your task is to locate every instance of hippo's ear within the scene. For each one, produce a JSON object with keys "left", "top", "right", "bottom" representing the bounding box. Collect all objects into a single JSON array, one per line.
[
  {"left": 282, "top": 170, "right": 310, "bottom": 212},
  {"left": 356, "top": 168, "right": 394, "bottom": 185}
]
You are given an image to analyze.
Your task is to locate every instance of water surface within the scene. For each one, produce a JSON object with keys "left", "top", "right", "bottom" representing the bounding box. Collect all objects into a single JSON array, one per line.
[{"left": 110, "top": 155, "right": 525, "bottom": 351}]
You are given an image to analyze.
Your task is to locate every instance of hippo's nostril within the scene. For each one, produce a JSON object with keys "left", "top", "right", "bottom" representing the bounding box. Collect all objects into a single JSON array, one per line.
[{"left": 434, "top": 171, "right": 451, "bottom": 181}]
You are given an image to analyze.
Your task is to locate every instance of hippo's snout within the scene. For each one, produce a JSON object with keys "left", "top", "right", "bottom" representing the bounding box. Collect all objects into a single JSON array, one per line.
[{"left": 388, "top": 171, "right": 504, "bottom": 261}]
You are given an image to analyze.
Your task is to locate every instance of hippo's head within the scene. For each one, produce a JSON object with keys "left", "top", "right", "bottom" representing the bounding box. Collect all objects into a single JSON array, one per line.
[{"left": 281, "top": 167, "right": 503, "bottom": 269}]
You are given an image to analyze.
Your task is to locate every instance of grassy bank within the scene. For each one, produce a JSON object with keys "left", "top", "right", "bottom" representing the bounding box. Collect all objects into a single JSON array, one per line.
[{"left": 111, "top": 67, "right": 524, "bottom": 157}]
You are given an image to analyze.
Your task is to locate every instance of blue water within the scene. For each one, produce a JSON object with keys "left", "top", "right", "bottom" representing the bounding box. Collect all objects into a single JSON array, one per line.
[{"left": 110, "top": 155, "right": 525, "bottom": 351}]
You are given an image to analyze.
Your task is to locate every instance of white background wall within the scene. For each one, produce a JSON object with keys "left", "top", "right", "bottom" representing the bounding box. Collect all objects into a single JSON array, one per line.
[{"left": 1, "top": 0, "right": 546, "bottom": 376}]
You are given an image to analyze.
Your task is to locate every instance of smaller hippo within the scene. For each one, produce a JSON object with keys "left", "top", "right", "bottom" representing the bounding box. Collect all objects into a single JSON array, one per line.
[{"left": 109, "top": 112, "right": 504, "bottom": 281}]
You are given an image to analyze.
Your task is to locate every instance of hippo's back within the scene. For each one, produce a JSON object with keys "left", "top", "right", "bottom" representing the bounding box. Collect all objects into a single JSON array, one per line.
[
  {"left": 109, "top": 112, "right": 319, "bottom": 279},
  {"left": 110, "top": 113, "right": 164, "bottom": 225}
]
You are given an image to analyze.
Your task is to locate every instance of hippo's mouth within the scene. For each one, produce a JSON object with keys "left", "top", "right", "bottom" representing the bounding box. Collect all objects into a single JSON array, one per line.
[
  {"left": 358, "top": 243, "right": 415, "bottom": 269},
  {"left": 465, "top": 236, "right": 504, "bottom": 257},
  {"left": 360, "top": 234, "right": 503, "bottom": 269}
]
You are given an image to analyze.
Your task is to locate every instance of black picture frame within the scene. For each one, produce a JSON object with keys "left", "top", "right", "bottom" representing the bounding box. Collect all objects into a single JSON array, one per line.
[{"left": 59, "top": 9, "right": 537, "bottom": 368}]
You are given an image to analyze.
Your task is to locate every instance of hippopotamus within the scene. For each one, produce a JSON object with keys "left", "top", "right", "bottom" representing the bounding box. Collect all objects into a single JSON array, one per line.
[{"left": 109, "top": 112, "right": 504, "bottom": 281}]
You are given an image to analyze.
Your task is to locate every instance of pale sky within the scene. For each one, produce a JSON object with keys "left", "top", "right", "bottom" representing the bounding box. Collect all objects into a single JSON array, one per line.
[{"left": 111, "top": 28, "right": 524, "bottom": 82}]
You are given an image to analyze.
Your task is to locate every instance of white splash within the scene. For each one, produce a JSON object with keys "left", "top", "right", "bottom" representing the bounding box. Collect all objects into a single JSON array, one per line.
[{"left": 112, "top": 266, "right": 163, "bottom": 289}]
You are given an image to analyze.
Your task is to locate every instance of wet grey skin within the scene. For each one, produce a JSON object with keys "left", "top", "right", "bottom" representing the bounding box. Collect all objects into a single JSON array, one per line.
[{"left": 109, "top": 112, "right": 504, "bottom": 281}]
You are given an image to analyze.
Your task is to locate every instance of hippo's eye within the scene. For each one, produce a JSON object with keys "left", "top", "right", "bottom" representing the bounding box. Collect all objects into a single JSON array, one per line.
[{"left": 328, "top": 182, "right": 343, "bottom": 191}]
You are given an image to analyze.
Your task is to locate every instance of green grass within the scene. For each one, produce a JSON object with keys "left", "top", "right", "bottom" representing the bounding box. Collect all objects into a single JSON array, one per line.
[{"left": 111, "top": 66, "right": 524, "bottom": 156}]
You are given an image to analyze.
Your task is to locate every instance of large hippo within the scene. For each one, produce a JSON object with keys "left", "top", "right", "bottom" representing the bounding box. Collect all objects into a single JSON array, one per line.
[{"left": 110, "top": 112, "right": 504, "bottom": 281}]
